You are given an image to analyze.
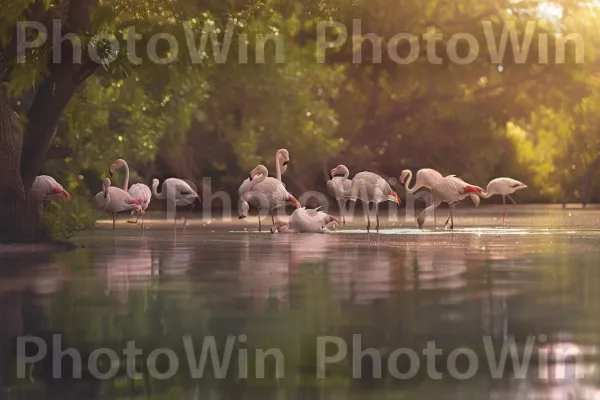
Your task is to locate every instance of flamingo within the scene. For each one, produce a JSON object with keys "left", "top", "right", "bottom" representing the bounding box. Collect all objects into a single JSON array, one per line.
[
  {"left": 109, "top": 159, "right": 152, "bottom": 226},
  {"left": 270, "top": 207, "right": 339, "bottom": 233},
  {"left": 238, "top": 164, "right": 301, "bottom": 232},
  {"left": 30, "top": 175, "right": 70, "bottom": 203},
  {"left": 400, "top": 168, "right": 480, "bottom": 206},
  {"left": 238, "top": 148, "right": 290, "bottom": 200},
  {"left": 151, "top": 178, "right": 200, "bottom": 227},
  {"left": 348, "top": 171, "right": 401, "bottom": 233},
  {"left": 94, "top": 178, "right": 144, "bottom": 230},
  {"left": 478, "top": 177, "right": 527, "bottom": 223},
  {"left": 326, "top": 165, "right": 352, "bottom": 225},
  {"left": 417, "top": 176, "right": 484, "bottom": 230}
]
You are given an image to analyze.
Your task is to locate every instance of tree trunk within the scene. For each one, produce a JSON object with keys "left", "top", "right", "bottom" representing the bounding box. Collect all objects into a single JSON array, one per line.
[{"left": 0, "top": 90, "right": 47, "bottom": 242}]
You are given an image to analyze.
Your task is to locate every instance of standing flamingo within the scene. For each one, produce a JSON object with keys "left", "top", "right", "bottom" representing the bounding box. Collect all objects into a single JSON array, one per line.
[
  {"left": 271, "top": 207, "right": 339, "bottom": 233},
  {"left": 478, "top": 177, "right": 527, "bottom": 223},
  {"left": 109, "top": 159, "right": 152, "bottom": 226},
  {"left": 327, "top": 165, "right": 352, "bottom": 225},
  {"left": 400, "top": 168, "right": 480, "bottom": 206},
  {"left": 30, "top": 175, "right": 70, "bottom": 203},
  {"left": 417, "top": 176, "right": 484, "bottom": 230},
  {"left": 94, "top": 178, "right": 144, "bottom": 230},
  {"left": 151, "top": 178, "right": 200, "bottom": 227},
  {"left": 238, "top": 164, "right": 301, "bottom": 232},
  {"left": 238, "top": 148, "right": 290, "bottom": 199},
  {"left": 348, "top": 171, "right": 401, "bottom": 233}
]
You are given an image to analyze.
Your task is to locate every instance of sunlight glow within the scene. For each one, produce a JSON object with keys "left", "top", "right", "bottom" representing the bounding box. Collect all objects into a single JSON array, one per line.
[{"left": 537, "top": 2, "right": 563, "bottom": 21}]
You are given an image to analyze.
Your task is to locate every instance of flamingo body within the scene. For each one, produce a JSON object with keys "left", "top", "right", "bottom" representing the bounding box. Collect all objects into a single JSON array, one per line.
[
  {"left": 30, "top": 175, "right": 70, "bottom": 202},
  {"left": 271, "top": 207, "right": 339, "bottom": 233},
  {"left": 238, "top": 165, "right": 301, "bottom": 231},
  {"left": 417, "top": 176, "right": 483, "bottom": 230},
  {"left": 327, "top": 165, "right": 352, "bottom": 225},
  {"left": 95, "top": 178, "right": 143, "bottom": 229},
  {"left": 348, "top": 171, "right": 401, "bottom": 232}
]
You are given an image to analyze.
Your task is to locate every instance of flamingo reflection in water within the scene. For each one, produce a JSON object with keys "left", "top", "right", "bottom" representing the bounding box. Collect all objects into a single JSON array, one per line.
[{"left": 238, "top": 236, "right": 289, "bottom": 312}]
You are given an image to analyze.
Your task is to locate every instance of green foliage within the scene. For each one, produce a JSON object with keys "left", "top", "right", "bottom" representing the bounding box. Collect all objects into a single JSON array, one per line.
[
  {"left": 40, "top": 198, "right": 99, "bottom": 241},
  {"left": 3, "top": 0, "right": 600, "bottom": 205}
]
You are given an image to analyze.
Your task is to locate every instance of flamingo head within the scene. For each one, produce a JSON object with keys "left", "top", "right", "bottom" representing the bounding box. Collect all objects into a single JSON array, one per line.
[
  {"left": 287, "top": 195, "right": 301, "bottom": 208},
  {"left": 399, "top": 170, "right": 410, "bottom": 185},
  {"left": 270, "top": 220, "right": 288, "bottom": 233},
  {"left": 249, "top": 165, "right": 268, "bottom": 180},
  {"left": 238, "top": 200, "right": 249, "bottom": 219},
  {"left": 277, "top": 149, "right": 290, "bottom": 166},
  {"left": 109, "top": 159, "right": 126, "bottom": 176},
  {"left": 417, "top": 212, "right": 425, "bottom": 229},
  {"left": 330, "top": 165, "right": 349, "bottom": 179},
  {"left": 52, "top": 186, "right": 70, "bottom": 200},
  {"left": 102, "top": 178, "right": 111, "bottom": 198},
  {"left": 387, "top": 191, "right": 401, "bottom": 204}
]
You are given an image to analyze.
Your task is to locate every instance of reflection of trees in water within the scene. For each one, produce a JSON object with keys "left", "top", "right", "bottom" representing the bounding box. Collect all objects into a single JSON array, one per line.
[{"left": 0, "top": 254, "right": 100, "bottom": 399}]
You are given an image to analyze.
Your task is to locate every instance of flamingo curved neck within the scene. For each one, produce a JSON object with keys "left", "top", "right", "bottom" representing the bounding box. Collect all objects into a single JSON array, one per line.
[
  {"left": 275, "top": 153, "right": 285, "bottom": 181},
  {"left": 152, "top": 180, "right": 165, "bottom": 199},
  {"left": 404, "top": 171, "right": 417, "bottom": 193},
  {"left": 479, "top": 185, "right": 494, "bottom": 198},
  {"left": 121, "top": 161, "right": 130, "bottom": 191}
]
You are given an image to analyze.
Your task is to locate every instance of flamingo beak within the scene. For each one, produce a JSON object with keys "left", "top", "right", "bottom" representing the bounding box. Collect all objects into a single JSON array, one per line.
[
  {"left": 61, "top": 189, "right": 71, "bottom": 199},
  {"left": 463, "top": 185, "right": 484, "bottom": 195},
  {"left": 400, "top": 177, "right": 405, "bottom": 184},
  {"left": 109, "top": 165, "right": 116, "bottom": 177},
  {"left": 329, "top": 216, "right": 339, "bottom": 224}
]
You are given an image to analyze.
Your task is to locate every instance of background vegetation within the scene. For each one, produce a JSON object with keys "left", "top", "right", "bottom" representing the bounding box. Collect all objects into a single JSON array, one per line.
[{"left": 3, "top": 0, "right": 600, "bottom": 226}]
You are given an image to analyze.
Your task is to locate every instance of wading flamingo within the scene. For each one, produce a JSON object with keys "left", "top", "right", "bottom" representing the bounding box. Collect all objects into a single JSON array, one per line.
[
  {"left": 238, "top": 148, "right": 290, "bottom": 200},
  {"left": 417, "top": 176, "right": 484, "bottom": 230},
  {"left": 271, "top": 207, "right": 339, "bottom": 233},
  {"left": 152, "top": 178, "right": 200, "bottom": 227},
  {"left": 30, "top": 175, "right": 70, "bottom": 203},
  {"left": 95, "top": 178, "right": 144, "bottom": 230},
  {"left": 109, "top": 159, "right": 152, "bottom": 226},
  {"left": 478, "top": 177, "right": 527, "bottom": 223},
  {"left": 326, "top": 165, "right": 352, "bottom": 225},
  {"left": 400, "top": 168, "right": 480, "bottom": 206},
  {"left": 348, "top": 171, "right": 401, "bottom": 233},
  {"left": 238, "top": 164, "right": 301, "bottom": 232}
]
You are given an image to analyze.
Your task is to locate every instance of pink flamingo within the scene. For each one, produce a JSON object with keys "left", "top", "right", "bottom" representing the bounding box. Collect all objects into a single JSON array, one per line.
[
  {"left": 479, "top": 177, "right": 527, "bottom": 223},
  {"left": 238, "top": 165, "right": 301, "bottom": 232},
  {"left": 30, "top": 175, "right": 70, "bottom": 203},
  {"left": 109, "top": 159, "right": 151, "bottom": 226},
  {"left": 95, "top": 178, "right": 144, "bottom": 230},
  {"left": 417, "top": 176, "right": 484, "bottom": 230}
]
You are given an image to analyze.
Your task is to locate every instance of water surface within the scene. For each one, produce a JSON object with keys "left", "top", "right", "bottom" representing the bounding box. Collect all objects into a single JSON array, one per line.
[{"left": 2, "top": 205, "right": 600, "bottom": 399}]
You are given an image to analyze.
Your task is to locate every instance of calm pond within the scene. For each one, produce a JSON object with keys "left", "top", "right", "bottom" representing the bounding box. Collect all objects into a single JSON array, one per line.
[{"left": 1, "top": 205, "right": 600, "bottom": 399}]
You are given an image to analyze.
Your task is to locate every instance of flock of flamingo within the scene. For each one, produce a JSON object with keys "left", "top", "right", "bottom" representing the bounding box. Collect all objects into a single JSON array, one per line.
[{"left": 30, "top": 148, "right": 527, "bottom": 233}]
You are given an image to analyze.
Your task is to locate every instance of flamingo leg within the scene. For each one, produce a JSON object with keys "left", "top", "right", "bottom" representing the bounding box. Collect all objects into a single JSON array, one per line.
[
  {"left": 338, "top": 199, "right": 346, "bottom": 225},
  {"left": 112, "top": 213, "right": 116, "bottom": 230},
  {"left": 507, "top": 194, "right": 518, "bottom": 207},
  {"left": 502, "top": 195, "right": 507, "bottom": 224},
  {"left": 271, "top": 210, "right": 275, "bottom": 226},
  {"left": 183, "top": 202, "right": 195, "bottom": 227},
  {"left": 366, "top": 202, "right": 371, "bottom": 232},
  {"left": 375, "top": 203, "right": 380, "bottom": 233},
  {"left": 258, "top": 207, "right": 262, "bottom": 232}
]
